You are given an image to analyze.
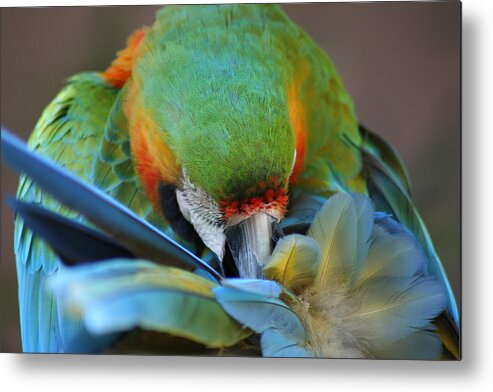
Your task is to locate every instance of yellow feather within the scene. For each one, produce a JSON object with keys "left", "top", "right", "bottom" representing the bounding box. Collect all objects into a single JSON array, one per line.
[{"left": 263, "top": 234, "right": 320, "bottom": 291}]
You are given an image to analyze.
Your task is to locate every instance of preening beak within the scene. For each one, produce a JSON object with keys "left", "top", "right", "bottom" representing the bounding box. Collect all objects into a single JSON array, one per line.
[
  {"left": 174, "top": 174, "right": 284, "bottom": 277},
  {"left": 225, "top": 212, "right": 276, "bottom": 279}
]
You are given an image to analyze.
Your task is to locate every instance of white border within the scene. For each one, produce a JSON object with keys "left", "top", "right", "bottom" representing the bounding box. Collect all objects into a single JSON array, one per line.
[{"left": 2, "top": 0, "right": 492, "bottom": 390}]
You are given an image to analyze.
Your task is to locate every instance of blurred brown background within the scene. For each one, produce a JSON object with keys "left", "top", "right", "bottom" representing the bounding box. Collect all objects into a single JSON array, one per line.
[{"left": 0, "top": 2, "right": 460, "bottom": 353}]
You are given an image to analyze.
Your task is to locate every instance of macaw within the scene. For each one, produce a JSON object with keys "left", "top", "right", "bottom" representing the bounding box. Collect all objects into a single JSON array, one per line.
[{"left": 12, "top": 4, "right": 459, "bottom": 355}]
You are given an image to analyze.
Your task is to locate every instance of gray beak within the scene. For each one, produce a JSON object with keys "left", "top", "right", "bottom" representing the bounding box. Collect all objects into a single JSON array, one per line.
[{"left": 225, "top": 212, "right": 276, "bottom": 279}]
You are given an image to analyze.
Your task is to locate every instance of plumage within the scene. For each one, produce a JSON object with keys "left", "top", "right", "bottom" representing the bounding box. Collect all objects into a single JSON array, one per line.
[
  {"left": 3, "top": 131, "right": 219, "bottom": 279},
  {"left": 290, "top": 194, "right": 446, "bottom": 359},
  {"left": 308, "top": 193, "right": 373, "bottom": 288},
  {"left": 220, "top": 278, "right": 283, "bottom": 298},
  {"left": 376, "top": 329, "right": 443, "bottom": 360},
  {"left": 50, "top": 259, "right": 250, "bottom": 348},
  {"left": 358, "top": 233, "right": 425, "bottom": 285},
  {"left": 213, "top": 285, "right": 307, "bottom": 350},
  {"left": 8, "top": 4, "right": 458, "bottom": 356},
  {"left": 8, "top": 198, "right": 135, "bottom": 265},
  {"left": 263, "top": 234, "right": 320, "bottom": 290},
  {"left": 12, "top": 73, "right": 118, "bottom": 352},
  {"left": 362, "top": 134, "right": 459, "bottom": 326},
  {"left": 349, "top": 278, "right": 445, "bottom": 347},
  {"left": 261, "top": 328, "right": 312, "bottom": 358}
]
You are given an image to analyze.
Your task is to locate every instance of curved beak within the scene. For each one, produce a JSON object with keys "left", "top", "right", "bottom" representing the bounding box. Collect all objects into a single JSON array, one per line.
[{"left": 225, "top": 212, "right": 276, "bottom": 279}]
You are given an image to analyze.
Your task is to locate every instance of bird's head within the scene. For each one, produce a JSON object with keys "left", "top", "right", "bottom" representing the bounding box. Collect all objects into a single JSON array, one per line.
[
  {"left": 173, "top": 129, "right": 295, "bottom": 278},
  {"left": 101, "top": 9, "right": 358, "bottom": 279},
  {"left": 124, "top": 58, "right": 299, "bottom": 278}
]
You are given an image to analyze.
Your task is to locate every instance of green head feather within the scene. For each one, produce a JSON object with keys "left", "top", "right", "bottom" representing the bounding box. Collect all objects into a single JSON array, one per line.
[{"left": 134, "top": 5, "right": 299, "bottom": 203}]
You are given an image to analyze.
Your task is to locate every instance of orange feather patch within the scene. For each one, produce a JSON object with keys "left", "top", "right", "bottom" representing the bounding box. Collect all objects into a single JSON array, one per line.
[
  {"left": 124, "top": 81, "right": 180, "bottom": 210},
  {"left": 288, "top": 62, "right": 310, "bottom": 184},
  {"left": 101, "top": 28, "right": 145, "bottom": 88},
  {"left": 131, "top": 125, "right": 162, "bottom": 209}
]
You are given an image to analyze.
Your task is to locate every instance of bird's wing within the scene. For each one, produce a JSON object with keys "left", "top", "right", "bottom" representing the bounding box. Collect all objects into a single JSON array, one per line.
[
  {"left": 90, "top": 85, "right": 177, "bottom": 233},
  {"left": 360, "top": 125, "right": 460, "bottom": 359},
  {"left": 13, "top": 70, "right": 173, "bottom": 352},
  {"left": 14, "top": 72, "right": 119, "bottom": 352}
]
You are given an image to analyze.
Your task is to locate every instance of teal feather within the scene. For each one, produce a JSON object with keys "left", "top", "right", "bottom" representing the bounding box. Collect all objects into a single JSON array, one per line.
[
  {"left": 213, "top": 286, "right": 306, "bottom": 345},
  {"left": 220, "top": 278, "right": 283, "bottom": 298},
  {"left": 261, "top": 328, "right": 312, "bottom": 358},
  {"left": 50, "top": 259, "right": 250, "bottom": 348}
]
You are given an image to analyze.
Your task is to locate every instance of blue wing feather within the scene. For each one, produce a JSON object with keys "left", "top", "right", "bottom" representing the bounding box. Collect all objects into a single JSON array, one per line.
[{"left": 11, "top": 73, "right": 120, "bottom": 352}]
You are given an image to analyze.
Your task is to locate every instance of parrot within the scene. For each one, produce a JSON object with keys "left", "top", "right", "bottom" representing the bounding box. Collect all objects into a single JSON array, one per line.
[{"left": 11, "top": 4, "right": 459, "bottom": 356}]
